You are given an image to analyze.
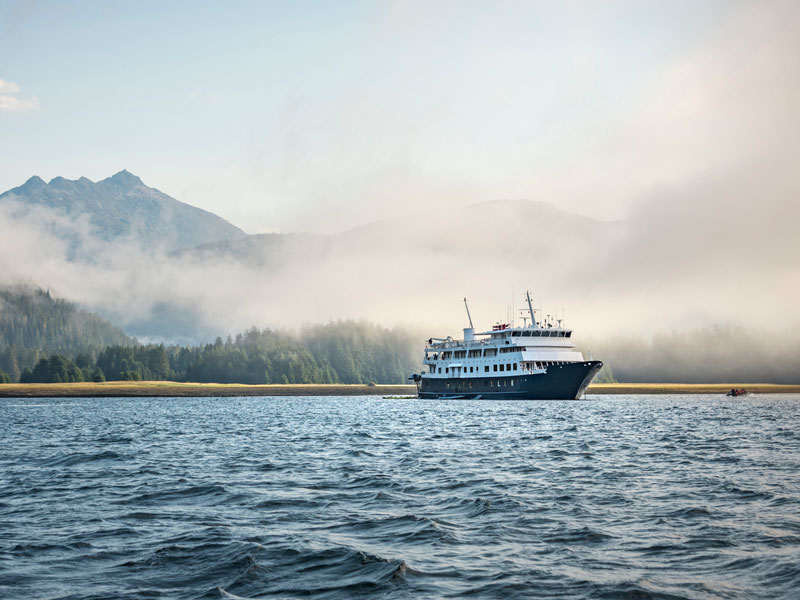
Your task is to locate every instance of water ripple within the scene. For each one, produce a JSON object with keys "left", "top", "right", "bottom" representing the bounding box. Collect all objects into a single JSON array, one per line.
[{"left": 1, "top": 394, "right": 800, "bottom": 598}]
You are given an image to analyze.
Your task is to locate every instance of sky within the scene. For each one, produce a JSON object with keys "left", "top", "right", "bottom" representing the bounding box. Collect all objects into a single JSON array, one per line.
[
  {"left": 0, "top": 0, "right": 767, "bottom": 234},
  {"left": 0, "top": 0, "right": 799, "bottom": 341}
]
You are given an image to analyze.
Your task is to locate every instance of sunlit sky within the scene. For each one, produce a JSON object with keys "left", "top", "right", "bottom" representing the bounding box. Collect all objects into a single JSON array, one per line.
[{"left": 0, "top": 0, "right": 788, "bottom": 233}]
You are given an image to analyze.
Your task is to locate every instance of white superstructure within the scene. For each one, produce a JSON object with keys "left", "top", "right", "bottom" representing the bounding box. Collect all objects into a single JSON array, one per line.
[{"left": 422, "top": 292, "right": 586, "bottom": 380}]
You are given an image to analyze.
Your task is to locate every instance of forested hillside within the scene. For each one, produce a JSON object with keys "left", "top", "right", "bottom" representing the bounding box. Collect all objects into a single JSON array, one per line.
[
  {"left": 0, "top": 286, "right": 133, "bottom": 381},
  {"left": 0, "top": 285, "right": 422, "bottom": 384},
  {"left": 13, "top": 322, "right": 421, "bottom": 385}
]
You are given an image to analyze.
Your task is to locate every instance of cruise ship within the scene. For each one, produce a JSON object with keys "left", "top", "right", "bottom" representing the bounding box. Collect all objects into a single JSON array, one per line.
[{"left": 410, "top": 292, "right": 602, "bottom": 400}]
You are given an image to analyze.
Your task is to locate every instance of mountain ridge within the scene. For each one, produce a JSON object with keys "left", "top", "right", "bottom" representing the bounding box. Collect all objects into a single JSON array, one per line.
[{"left": 0, "top": 170, "right": 247, "bottom": 253}]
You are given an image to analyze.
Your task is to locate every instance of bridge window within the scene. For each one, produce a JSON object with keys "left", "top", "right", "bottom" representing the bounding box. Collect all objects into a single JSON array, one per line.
[
  {"left": 522, "top": 331, "right": 531, "bottom": 336},
  {"left": 566, "top": 331, "right": 572, "bottom": 338},
  {"left": 532, "top": 331, "right": 541, "bottom": 337},
  {"left": 512, "top": 331, "right": 521, "bottom": 337}
]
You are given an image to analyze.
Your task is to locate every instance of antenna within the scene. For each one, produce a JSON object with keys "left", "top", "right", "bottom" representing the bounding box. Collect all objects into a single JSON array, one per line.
[
  {"left": 463, "top": 298, "right": 474, "bottom": 329},
  {"left": 525, "top": 290, "right": 538, "bottom": 327}
]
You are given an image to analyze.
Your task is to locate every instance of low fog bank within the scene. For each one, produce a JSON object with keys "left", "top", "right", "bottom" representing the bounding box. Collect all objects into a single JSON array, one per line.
[
  {"left": 1, "top": 176, "right": 798, "bottom": 351},
  {"left": 577, "top": 326, "right": 800, "bottom": 384}
]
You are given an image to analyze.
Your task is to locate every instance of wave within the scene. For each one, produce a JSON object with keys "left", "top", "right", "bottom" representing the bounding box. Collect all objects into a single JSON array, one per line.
[{"left": 39, "top": 449, "right": 124, "bottom": 467}]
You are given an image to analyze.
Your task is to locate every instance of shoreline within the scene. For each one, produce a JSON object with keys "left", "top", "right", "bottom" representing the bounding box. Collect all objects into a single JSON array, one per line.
[{"left": 1, "top": 381, "right": 799, "bottom": 397}]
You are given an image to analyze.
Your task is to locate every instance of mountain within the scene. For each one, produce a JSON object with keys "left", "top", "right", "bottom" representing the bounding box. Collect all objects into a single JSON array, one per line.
[
  {"left": 0, "top": 284, "right": 133, "bottom": 380},
  {"left": 0, "top": 170, "right": 246, "bottom": 253}
]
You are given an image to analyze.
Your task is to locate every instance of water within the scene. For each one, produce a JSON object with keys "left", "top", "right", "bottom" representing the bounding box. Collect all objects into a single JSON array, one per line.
[{"left": 2, "top": 395, "right": 800, "bottom": 599}]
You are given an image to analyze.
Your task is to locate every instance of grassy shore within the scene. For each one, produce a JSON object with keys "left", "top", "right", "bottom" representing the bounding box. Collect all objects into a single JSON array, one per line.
[
  {"left": 587, "top": 383, "right": 800, "bottom": 394},
  {"left": 0, "top": 381, "right": 417, "bottom": 397},
  {"left": 1, "top": 381, "right": 799, "bottom": 397}
]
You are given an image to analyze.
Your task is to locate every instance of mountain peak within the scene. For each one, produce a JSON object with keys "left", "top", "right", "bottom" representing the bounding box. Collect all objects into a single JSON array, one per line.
[
  {"left": 103, "top": 169, "right": 143, "bottom": 189},
  {"left": 22, "top": 175, "right": 46, "bottom": 189}
]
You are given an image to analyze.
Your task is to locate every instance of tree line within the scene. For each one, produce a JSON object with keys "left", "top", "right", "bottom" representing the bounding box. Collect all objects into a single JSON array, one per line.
[
  {"left": 4, "top": 321, "right": 421, "bottom": 384},
  {"left": 0, "top": 285, "right": 132, "bottom": 381}
]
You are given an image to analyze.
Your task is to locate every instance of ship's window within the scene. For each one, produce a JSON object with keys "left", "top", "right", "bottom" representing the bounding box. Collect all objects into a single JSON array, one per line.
[
  {"left": 558, "top": 331, "right": 565, "bottom": 337},
  {"left": 493, "top": 364, "right": 498, "bottom": 372},
  {"left": 484, "top": 348, "right": 497, "bottom": 357},
  {"left": 454, "top": 350, "right": 466, "bottom": 358},
  {"left": 532, "top": 331, "right": 541, "bottom": 337},
  {"left": 512, "top": 331, "right": 521, "bottom": 337},
  {"left": 438, "top": 368, "right": 442, "bottom": 373},
  {"left": 566, "top": 331, "right": 572, "bottom": 338},
  {"left": 484, "top": 366, "right": 489, "bottom": 373},
  {"left": 499, "top": 364, "right": 504, "bottom": 372},
  {"left": 510, "top": 379, "right": 514, "bottom": 386},
  {"left": 513, "top": 363, "right": 518, "bottom": 370},
  {"left": 442, "top": 351, "right": 451, "bottom": 359},
  {"left": 468, "top": 349, "right": 481, "bottom": 358},
  {"left": 445, "top": 367, "right": 449, "bottom": 373},
  {"left": 522, "top": 331, "right": 531, "bottom": 336}
]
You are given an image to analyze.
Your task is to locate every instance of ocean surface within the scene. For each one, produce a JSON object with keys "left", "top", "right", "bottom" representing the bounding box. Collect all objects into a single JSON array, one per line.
[{"left": 2, "top": 395, "right": 800, "bottom": 599}]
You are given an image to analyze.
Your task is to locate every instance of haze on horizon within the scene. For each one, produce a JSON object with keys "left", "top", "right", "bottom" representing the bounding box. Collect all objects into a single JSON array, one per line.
[{"left": 1, "top": 0, "right": 799, "bottom": 344}]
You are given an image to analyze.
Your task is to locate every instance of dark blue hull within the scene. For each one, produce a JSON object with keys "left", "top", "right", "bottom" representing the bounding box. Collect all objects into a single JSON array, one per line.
[{"left": 418, "top": 361, "right": 603, "bottom": 400}]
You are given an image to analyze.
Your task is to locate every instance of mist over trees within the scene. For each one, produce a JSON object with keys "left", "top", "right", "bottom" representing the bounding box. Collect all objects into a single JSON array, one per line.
[
  {"left": 2, "top": 285, "right": 799, "bottom": 386},
  {"left": 14, "top": 322, "right": 420, "bottom": 385},
  {"left": 0, "top": 285, "right": 420, "bottom": 384},
  {"left": 578, "top": 327, "right": 800, "bottom": 385},
  {"left": 0, "top": 285, "right": 132, "bottom": 381}
]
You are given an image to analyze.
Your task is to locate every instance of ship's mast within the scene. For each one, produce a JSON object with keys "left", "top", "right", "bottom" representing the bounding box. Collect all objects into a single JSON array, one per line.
[
  {"left": 463, "top": 297, "right": 474, "bottom": 329},
  {"left": 525, "top": 290, "right": 538, "bottom": 328}
]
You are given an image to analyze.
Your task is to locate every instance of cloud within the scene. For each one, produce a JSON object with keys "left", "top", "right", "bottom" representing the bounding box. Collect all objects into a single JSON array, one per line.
[
  {"left": 0, "top": 94, "right": 39, "bottom": 112},
  {"left": 0, "top": 77, "right": 38, "bottom": 112},
  {"left": 0, "top": 78, "right": 21, "bottom": 93}
]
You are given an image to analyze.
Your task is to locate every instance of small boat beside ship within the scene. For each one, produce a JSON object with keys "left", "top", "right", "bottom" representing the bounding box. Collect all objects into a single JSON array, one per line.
[
  {"left": 410, "top": 292, "right": 602, "bottom": 400},
  {"left": 726, "top": 388, "right": 750, "bottom": 397}
]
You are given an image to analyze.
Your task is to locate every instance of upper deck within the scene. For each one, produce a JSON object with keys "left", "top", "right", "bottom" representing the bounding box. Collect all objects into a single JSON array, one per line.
[{"left": 425, "top": 325, "right": 575, "bottom": 353}]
